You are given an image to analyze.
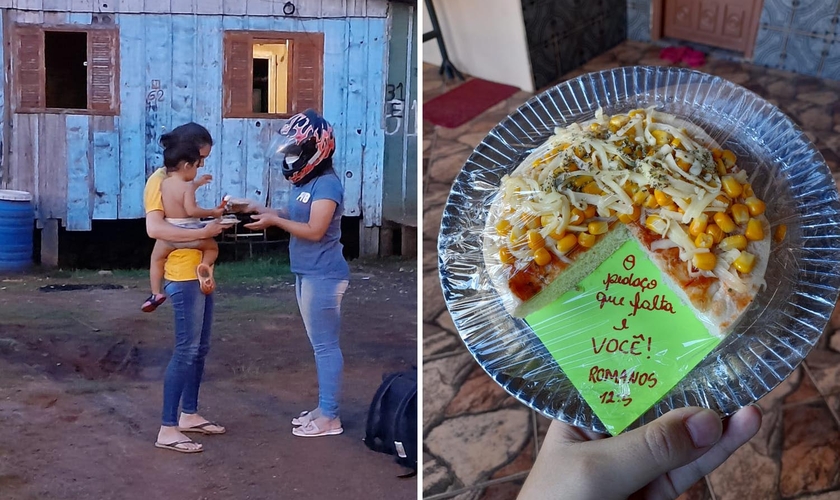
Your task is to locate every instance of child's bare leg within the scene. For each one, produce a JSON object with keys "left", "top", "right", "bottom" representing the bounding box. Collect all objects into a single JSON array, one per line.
[
  {"left": 150, "top": 240, "right": 175, "bottom": 296},
  {"left": 197, "top": 238, "right": 219, "bottom": 267}
]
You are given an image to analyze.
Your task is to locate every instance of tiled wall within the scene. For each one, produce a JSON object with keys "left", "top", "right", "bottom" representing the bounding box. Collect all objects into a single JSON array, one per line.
[
  {"left": 626, "top": 0, "right": 840, "bottom": 79},
  {"left": 521, "top": 0, "right": 627, "bottom": 90},
  {"left": 754, "top": 0, "right": 840, "bottom": 79}
]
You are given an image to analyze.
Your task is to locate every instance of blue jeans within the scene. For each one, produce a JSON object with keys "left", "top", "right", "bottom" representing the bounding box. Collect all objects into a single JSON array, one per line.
[
  {"left": 295, "top": 275, "right": 349, "bottom": 419},
  {"left": 161, "top": 280, "right": 214, "bottom": 427}
]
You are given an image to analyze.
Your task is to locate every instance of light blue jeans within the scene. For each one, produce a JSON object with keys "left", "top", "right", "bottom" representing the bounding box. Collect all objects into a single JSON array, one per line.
[
  {"left": 295, "top": 275, "right": 349, "bottom": 419},
  {"left": 161, "top": 280, "right": 213, "bottom": 427}
]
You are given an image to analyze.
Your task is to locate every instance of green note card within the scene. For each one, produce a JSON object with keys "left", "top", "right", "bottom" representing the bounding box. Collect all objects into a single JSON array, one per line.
[{"left": 525, "top": 239, "right": 722, "bottom": 435}]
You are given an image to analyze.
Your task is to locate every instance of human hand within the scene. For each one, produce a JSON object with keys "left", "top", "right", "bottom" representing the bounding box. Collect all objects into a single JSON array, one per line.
[
  {"left": 195, "top": 174, "right": 213, "bottom": 187},
  {"left": 210, "top": 207, "right": 225, "bottom": 218},
  {"left": 518, "top": 405, "right": 762, "bottom": 500},
  {"left": 244, "top": 212, "right": 279, "bottom": 231},
  {"left": 201, "top": 219, "right": 225, "bottom": 238}
]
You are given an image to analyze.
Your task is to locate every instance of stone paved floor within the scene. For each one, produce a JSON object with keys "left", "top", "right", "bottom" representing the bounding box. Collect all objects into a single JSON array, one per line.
[{"left": 423, "top": 41, "right": 840, "bottom": 500}]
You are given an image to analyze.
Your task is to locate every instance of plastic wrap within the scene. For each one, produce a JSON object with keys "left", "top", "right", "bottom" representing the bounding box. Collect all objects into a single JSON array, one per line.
[{"left": 437, "top": 66, "right": 840, "bottom": 435}]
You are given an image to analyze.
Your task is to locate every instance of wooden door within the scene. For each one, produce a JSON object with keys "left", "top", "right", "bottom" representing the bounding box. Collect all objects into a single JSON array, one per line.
[{"left": 660, "top": 0, "right": 763, "bottom": 57}]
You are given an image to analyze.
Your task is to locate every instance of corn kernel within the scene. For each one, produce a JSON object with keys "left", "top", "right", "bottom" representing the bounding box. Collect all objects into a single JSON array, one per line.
[
  {"left": 583, "top": 182, "right": 603, "bottom": 195},
  {"left": 589, "top": 122, "right": 603, "bottom": 133},
  {"left": 712, "top": 148, "right": 723, "bottom": 160},
  {"left": 722, "top": 176, "right": 743, "bottom": 198},
  {"left": 618, "top": 205, "right": 642, "bottom": 223},
  {"left": 557, "top": 233, "right": 578, "bottom": 253},
  {"left": 693, "top": 252, "right": 717, "bottom": 271},
  {"left": 534, "top": 247, "right": 552, "bottom": 266},
  {"left": 689, "top": 214, "right": 708, "bottom": 237},
  {"left": 549, "top": 226, "right": 566, "bottom": 241},
  {"left": 609, "top": 115, "right": 630, "bottom": 132},
  {"left": 584, "top": 204, "right": 598, "bottom": 220},
  {"left": 496, "top": 219, "right": 512, "bottom": 236},
  {"left": 731, "top": 204, "right": 750, "bottom": 225},
  {"left": 578, "top": 232, "right": 597, "bottom": 248},
  {"left": 570, "top": 208, "right": 585, "bottom": 225},
  {"left": 706, "top": 223, "right": 724, "bottom": 244},
  {"left": 721, "top": 149, "right": 736, "bottom": 168},
  {"left": 745, "top": 196, "right": 766, "bottom": 216},
  {"left": 588, "top": 221, "right": 609, "bottom": 235},
  {"left": 713, "top": 212, "right": 737, "bottom": 233},
  {"left": 671, "top": 137, "right": 682, "bottom": 149},
  {"left": 527, "top": 229, "right": 545, "bottom": 250},
  {"left": 676, "top": 159, "right": 692, "bottom": 172},
  {"left": 719, "top": 234, "right": 748, "bottom": 251},
  {"left": 745, "top": 218, "right": 764, "bottom": 241},
  {"left": 715, "top": 158, "right": 727, "bottom": 176},
  {"left": 716, "top": 194, "right": 730, "bottom": 205},
  {"left": 632, "top": 190, "right": 648, "bottom": 205},
  {"left": 652, "top": 130, "right": 671, "bottom": 146},
  {"left": 662, "top": 203, "right": 678, "bottom": 212},
  {"left": 654, "top": 189, "right": 672, "bottom": 207},
  {"left": 742, "top": 183, "right": 754, "bottom": 198},
  {"left": 733, "top": 251, "right": 756, "bottom": 274},
  {"left": 774, "top": 224, "right": 787, "bottom": 243},
  {"left": 644, "top": 194, "right": 659, "bottom": 209},
  {"left": 628, "top": 109, "right": 645, "bottom": 118},
  {"left": 645, "top": 215, "right": 667, "bottom": 235},
  {"left": 499, "top": 247, "right": 515, "bottom": 265},
  {"left": 695, "top": 233, "right": 714, "bottom": 249}
]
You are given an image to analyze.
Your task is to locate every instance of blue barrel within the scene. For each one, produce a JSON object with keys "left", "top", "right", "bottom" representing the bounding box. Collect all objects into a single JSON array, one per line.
[{"left": 0, "top": 190, "right": 34, "bottom": 272}]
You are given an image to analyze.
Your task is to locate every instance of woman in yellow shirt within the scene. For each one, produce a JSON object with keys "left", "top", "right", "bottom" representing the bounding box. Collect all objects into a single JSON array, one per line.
[{"left": 144, "top": 123, "right": 225, "bottom": 453}]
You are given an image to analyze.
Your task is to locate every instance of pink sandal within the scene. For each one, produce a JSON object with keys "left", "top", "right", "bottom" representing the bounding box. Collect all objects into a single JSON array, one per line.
[{"left": 141, "top": 294, "right": 167, "bottom": 312}]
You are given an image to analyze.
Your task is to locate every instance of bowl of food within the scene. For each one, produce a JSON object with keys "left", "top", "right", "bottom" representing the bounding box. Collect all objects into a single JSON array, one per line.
[{"left": 438, "top": 66, "right": 840, "bottom": 434}]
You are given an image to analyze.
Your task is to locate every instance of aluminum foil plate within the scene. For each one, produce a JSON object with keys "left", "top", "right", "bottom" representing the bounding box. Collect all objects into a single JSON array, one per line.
[{"left": 437, "top": 66, "right": 840, "bottom": 434}]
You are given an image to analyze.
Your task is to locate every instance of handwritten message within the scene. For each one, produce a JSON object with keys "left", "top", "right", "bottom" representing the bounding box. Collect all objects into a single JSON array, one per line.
[{"left": 525, "top": 239, "right": 721, "bottom": 435}]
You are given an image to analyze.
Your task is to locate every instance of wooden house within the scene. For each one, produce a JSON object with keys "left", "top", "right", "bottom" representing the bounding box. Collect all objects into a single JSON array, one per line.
[{"left": 0, "top": 0, "right": 416, "bottom": 264}]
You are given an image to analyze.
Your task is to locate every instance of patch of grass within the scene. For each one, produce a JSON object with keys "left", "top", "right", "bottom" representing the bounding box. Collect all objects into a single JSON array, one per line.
[{"left": 214, "top": 257, "right": 292, "bottom": 282}]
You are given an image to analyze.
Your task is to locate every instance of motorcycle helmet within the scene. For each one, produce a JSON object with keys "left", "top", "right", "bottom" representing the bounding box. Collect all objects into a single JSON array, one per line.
[{"left": 268, "top": 109, "right": 336, "bottom": 186}]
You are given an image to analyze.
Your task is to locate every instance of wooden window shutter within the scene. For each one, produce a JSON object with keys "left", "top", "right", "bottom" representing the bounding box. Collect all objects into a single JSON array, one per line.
[
  {"left": 15, "top": 26, "right": 44, "bottom": 111},
  {"left": 291, "top": 33, "right": 324, "bottom": 114},
  {"left": 88, "top": 28, "right": 119, "bottom": 114},
  {"left": 223, "top": 32, "right": 253, "bottom": 117}
]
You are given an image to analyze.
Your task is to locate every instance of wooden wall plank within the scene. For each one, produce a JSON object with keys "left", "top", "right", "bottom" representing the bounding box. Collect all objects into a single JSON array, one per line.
[
  {"left": 195, "top": 0, "right": 222, "bottom": 15},
  {"left": 321, "top": 18, "right": 348, "bottom": 213},
  {"left": 38, "top": 114, "right": 66, "bottom": 221},
  {"left": 222, "top": 0, "right": 245, "bottom": 15},
  {"left": 16, "top": 8, "right": 43, "bottom": 22},
  {"left": 169, "top": 0, "right": 190, "bottom": 14},
  {"left": 120, "top": 0, "right": 143, "bottom": 12},
  {"left": 318, "top": 0, "right": 347, "bottom": 17},
  {"left": 361, "top": 18, "right": 385, "bottom": 227},
  {"left": 144, "top": 13, "right": 171, "bottom": 175},
  {"left": 170, "top": 14, "right": 194, "bottom": 127},
  {"left": 117, "top": 14, "right": 146, "bottom": 218},
  {"left": 342, "top": 18, "right": 366, "bottom": 219},
  {"left": 68, "top": 11, "right": 92, "bottom": 23},
  {"left": 0, "top": 13, "right": 5, "bottom": 188},
  {"left": 220, "top": 118, "right": 246, "bottom": 198},
  {"left": 42, "top": 0, "right": 69, "bottom": 12},
  {"left": 193, "top": 14, "right": 222, "bottom": 207},
  {"left": 96, "top": 0, "right": 116, "bottom": 13},
  {"left": 92, "top": 115, "right": 119, "bottom": 218},
  {"left": 366, "top": 0, "right": 388, "bottom": 17},
  {"left": 65, "top": 114, "right": 91, "bottom": 230},
  {"left": 246, "top": 0, "right": 271, "bottom": 16},
  {"left": 143, "top": 0, "right": 169, "bottom": 11},
  {"left": 17, "top": 0, "right": 44, "bottom": 10},
  {"left": 42, "top": 10, "right": 69, "bottom": 23},
  {"left": 9, "top": 115, "right": 35, "bottom": 195},
  {"left": 69, "top": 0, "right": 93, "bottom": 12},
  {"left": 219, "top": 15, "right": 245, "bottom": 199}
]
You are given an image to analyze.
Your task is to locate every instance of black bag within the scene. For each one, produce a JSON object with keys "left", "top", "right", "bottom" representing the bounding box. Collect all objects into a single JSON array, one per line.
[{"left": 364, "top": 368, "right": 417, "bottom": 475}]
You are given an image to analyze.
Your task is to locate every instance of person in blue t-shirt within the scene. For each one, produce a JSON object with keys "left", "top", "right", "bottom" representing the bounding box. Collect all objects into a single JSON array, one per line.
[{"left": 244, "top": 109, "right": 350, "bottom": 438}]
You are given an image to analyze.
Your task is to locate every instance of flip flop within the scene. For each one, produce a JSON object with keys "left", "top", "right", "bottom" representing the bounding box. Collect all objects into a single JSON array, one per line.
[
  {"left": 141, "top": 294, "right": 166, "bottom": 313},
  {"left": 292, "top": 420, "right": 343, "bottom": 438},
  {"left": 197, "top": 264, "right": 216, "bottom": 295},
  {"left": 154, "top": 439, "right": 203, "bottom": 453},
  {"left": 291, "top": 410, "right": 318, "bottom": 426},
  {"left": 179, "top": 421, "right": 226, "bottom": 435}
]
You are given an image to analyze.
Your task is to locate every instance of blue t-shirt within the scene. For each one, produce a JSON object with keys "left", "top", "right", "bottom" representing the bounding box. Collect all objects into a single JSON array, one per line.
[{"left": 288, "top": 169, "right": 350, "bottom": 279}]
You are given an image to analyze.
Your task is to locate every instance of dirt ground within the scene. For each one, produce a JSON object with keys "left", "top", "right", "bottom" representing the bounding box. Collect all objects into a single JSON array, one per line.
[{"left": 0, "top": 258, "right": 417, "bottom": 500}]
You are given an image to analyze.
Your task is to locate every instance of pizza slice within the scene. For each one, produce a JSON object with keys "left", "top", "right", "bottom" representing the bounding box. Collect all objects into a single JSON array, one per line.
[{"left": 483, "top": 108, "right": 781, "bottom": 338}]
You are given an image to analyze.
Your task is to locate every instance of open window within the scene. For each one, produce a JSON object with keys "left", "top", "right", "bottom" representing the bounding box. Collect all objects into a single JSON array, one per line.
[
  {"left": 14, "top": 24, "right": 119, "bottom": 114},
  {"left": 223, "top": 31, "right": 324, "bottom": 118}
]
